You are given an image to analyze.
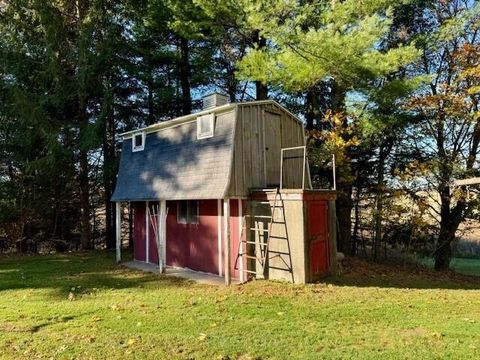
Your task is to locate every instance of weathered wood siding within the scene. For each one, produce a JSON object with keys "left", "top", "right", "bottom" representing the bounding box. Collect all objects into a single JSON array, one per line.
[{"left": 227, "top": 103, "right": 306, "bottom": 197}]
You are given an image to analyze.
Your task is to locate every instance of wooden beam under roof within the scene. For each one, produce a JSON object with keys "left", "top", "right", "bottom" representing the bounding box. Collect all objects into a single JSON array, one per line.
[{"left": 453, "top": 177, "right": 480, "bottom": 186}]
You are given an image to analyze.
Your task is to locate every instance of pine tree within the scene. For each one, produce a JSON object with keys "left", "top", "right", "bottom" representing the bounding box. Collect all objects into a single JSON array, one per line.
[{"left": 235, "top": 0, "right": 420, "bottom": 254}]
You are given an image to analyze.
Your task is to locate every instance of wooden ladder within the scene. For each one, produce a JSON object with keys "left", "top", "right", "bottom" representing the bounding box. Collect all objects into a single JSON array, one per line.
[{"left": 234, "top": 188, "right": 282, "bottom": 281}]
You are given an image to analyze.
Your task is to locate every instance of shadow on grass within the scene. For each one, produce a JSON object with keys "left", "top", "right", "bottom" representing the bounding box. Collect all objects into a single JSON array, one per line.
[
  {"left": 323, "top": 257, "right": 480, "bottom": 290},
  {"left": 1, "top": 313, "right": 93, "bottom": 334},
  {"left": 3, "top": 251, "right": 480, "bottom": 293},
  {"left": 0, "top": 250, "right": 190, "bottom": 298}
]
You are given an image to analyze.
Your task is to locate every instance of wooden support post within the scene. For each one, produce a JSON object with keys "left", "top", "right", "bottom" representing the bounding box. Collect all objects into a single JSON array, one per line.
[
  {"left": 145, "top": 201, "right": 149, "bottom": 263},
  {"left": 157, "top": 200, "right": 167, "bottom": 273},
  {"left": 238, "top": 199, "right": 244, "bottom": 283},
  {"left": 223, "top": 199, "right": 231, "bottom": 286},
  {"left": 217, "top": 199, "right": 222, "bottom": 276},
  {"left": 115, "top": 202, "right": 121, "bottom": 263}
]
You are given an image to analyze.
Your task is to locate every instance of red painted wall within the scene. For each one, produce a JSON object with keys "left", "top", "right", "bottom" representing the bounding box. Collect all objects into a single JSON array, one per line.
[
  {"left": 133, "top": 199, "right": 244, "bottom": 279},
  {"left": 165, "top": 200, "right": 188, "bottom": 269},
  {"left": 166, "top": 200, "right": 219, "bottom": 275},
  {"left": 133, "top": 202, "right": 146, "bottom": 262}
]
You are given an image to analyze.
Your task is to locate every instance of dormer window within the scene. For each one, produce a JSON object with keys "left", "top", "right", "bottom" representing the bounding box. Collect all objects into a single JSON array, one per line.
[
  {"left": 132, "top": 131, "right": 145, "bottom": 152},
  {"left": 197, "top": 114, "right": 214, "bottom": 139}
]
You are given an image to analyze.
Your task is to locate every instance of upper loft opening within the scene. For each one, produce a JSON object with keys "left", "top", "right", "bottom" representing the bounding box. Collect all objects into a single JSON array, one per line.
[
  {"left": 132, "top": 131, "right": 145, "bottom": 152},
  {"left": 197, "top": 113, "right": 215, "bottom": 139}
]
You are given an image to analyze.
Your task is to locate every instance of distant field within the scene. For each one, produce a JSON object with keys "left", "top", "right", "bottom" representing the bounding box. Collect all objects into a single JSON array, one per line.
[
  {"left": 419, "top": 257, "right": 480, "bottom": 276},
  {"left": 1, "top": 252, "right": 480, "bottom": 359}
]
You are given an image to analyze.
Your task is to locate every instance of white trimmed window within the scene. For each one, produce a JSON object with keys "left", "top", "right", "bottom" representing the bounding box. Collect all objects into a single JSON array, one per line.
[
  {"left": 132, "top": 131, "right": 145, "bottom": 152},
  {"left": 197, "top": 114, "right": 215, "bottom": 139},
  {"left": 177, "top": 200, "right": 199, "bottom": 224}
]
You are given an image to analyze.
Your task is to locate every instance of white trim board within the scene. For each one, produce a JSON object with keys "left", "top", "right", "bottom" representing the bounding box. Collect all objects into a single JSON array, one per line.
[
  {"left": 145, "top": 201, "right": 149, "bottom": 263},
  {"left": 217, "top": 199, "right": 223, "bottom": 276},
  {"left": 453, "top": 177, "right": 480, "bottom": 186},
  {"left": 120, "top": 100, "right": 304, "bottom": 139}
]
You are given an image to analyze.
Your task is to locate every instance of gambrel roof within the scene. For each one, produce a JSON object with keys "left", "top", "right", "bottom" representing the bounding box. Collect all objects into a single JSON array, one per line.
[
  {"left": 111, "top": 100, "right": 306, "bottom": 202},
  {"left": 111, "top": 107, "right": 235, "bottom": 201}
]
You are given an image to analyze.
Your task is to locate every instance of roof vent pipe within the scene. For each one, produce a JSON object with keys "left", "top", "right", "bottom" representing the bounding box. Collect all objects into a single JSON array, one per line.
[{"left": 202, "top": 92, "right": 229, "bottom": 110}]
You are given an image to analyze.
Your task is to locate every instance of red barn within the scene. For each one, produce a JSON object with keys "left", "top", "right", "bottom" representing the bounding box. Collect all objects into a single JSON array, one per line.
[{"left": 112, "top": 94, "right": 337, "bottom": 284}]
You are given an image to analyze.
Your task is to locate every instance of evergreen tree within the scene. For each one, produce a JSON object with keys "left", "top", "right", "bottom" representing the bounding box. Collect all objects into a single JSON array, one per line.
[{"left": 235, "top": 0, "right": 420, "bottom": 254}]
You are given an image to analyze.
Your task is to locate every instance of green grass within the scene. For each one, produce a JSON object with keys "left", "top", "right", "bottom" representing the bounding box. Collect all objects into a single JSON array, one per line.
[
  {"left": 450, "top": 258, "right": 480, "bottom": 276},
  {"left": 417, "top": 257, "right": 480, "bottom": 276},
  {"left": 1, "top": 252, "right": 480, "bottom": 359}
]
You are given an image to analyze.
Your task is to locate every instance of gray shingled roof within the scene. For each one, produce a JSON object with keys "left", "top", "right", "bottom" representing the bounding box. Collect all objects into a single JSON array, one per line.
[{"left": 111, "top": 116, "right": 234, "bottom": 201}]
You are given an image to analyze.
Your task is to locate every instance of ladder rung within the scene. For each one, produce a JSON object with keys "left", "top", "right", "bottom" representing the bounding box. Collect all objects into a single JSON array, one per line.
[
  {"left": 268, "top": 250, "right": 291, "bottom": 256},
  {"left": 241, "top": 254, "right": 261, "bottom": 260},
  {"left": 269, "top": 235, "right": 288, "bottom": 240},
  {"left": 244, "top": 215, "right": 272, "bottom": 219},
  {"left": 249, "top": 227, "right": 270, "bottom": 232},
  {"left": 251, "top": 201, "right": 273, "bottom": 204},
  {"left": 240, "top": 269, "right": 262, "bottom": 274},
  {"left": 268, "top": 265, "right": 293, "bottom": 272},
  {"left": 242, "top": 241, "right": 267, "bottom": 246}
]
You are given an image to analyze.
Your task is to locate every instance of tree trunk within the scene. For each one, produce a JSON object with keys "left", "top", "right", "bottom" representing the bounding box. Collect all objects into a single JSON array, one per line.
[
  {"left": 331, "top": 81, "right": 353, "bottom": 254},
  {"left": 351, "top": 186, "right": 361, "bottom": 256},
  {"left": 252, "top": 30, "right": 268, "bottom": 100},
  {"left": 434, "top": 185, "right": 463, "bottom": 270},
  {"left": 373, "top": 145, "right": 386, "bottom": 261},
  {"left": 256, "top": 81, "right": 268, "bottom": 100},
  {"left": 103, "top": 79, "right": 116, "bottom": 249},
  {"left": 146, "top": 54, "right": 155, "bottom": 125},
  {"left": 435, "top": 195, "right": 454, "bottom": 271},
  {"left": 336, "top": 184, "right": 353, "bottom": 255},
  {"left": 435, "top": 225, "right": 454, "bottom": 270},
  {"left": 79, "top": 148, "right": 91, "bottom": 249},
  {"left": 305, "top": 89, "right": 315, "bottom": 130},
  {"left": 178, "top": 37, "right": 191, "bottom": 115},
  {"left": 128, "top": 202, "right": 133, "bottom": 249},
  {"left": 76, "top": 0, "right": 91, "bottom": 250}
]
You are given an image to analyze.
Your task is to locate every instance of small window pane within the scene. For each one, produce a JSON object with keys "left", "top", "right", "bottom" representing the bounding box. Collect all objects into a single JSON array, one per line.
[
  {"left": 134, "top": 134, "right": 143, "bottom": 147},
  {"left": 188, "top": 201, "right": 199, "bottom": 224},
  {"left": 132, "top": 132, "right": 145, "bottom": 152},
  {"left": 197, "top": 114, "right": 214, "bottom": 139},
  {"left": 177, "top": 201, "right": 188, "bottom": 224}
]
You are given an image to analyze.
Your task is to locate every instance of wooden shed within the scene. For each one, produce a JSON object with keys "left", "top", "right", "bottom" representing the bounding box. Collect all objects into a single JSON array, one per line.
[{"left": 112, "top": 94, "right": 336, "bottom": 284}]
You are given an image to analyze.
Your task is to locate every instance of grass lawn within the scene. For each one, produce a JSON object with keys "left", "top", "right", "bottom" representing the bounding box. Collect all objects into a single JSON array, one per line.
[
  {"left": 417, "top": 257, "right": 480, "bottom": 277},
  {"left": 448, "top": 258, "right": 480, "bottom": 277},
  {"left": 1, "top": 252, "right": 480, "bottom": 359}
]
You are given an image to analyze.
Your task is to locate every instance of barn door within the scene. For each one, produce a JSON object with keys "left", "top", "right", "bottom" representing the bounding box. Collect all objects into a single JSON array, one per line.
[
  {"left": 308, "top": 201, "right": 329, "bottom": 276},
  {"left": 264, "top": 111, "right": 282, "bottom": 186}
]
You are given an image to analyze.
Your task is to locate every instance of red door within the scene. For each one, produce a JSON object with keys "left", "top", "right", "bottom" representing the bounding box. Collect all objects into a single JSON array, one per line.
[
  {"left": 308, "top": 201, "right": 329, "bottom": 275},
  {"left": 166, "top": 201, "right": 189, "bottom": 268},
  {"left": 188, "top": 200, "right": 218, "bottom": 274}
]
